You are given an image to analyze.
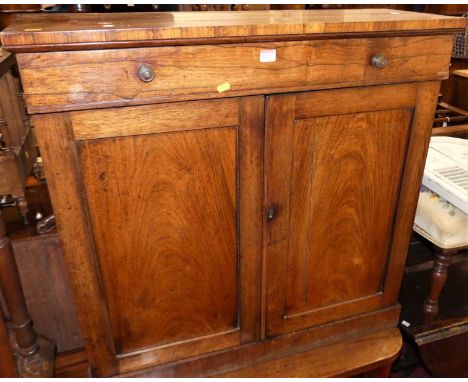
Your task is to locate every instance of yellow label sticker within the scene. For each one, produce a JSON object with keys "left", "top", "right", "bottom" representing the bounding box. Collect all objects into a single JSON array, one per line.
[
  {"left": 217, "top": 82, "right": 231, "bottom": 93},
  {"left": 24, "top": 28, "right": 43, "bottom": 32}
]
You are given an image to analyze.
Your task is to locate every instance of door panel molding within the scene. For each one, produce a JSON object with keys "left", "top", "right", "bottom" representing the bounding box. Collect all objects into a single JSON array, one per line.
[
  {"left": 264, "top": 83, "right": 435, "bottom": 337},
  {"left": 34, "top": 96, "right": 264, "bottom": 375}
]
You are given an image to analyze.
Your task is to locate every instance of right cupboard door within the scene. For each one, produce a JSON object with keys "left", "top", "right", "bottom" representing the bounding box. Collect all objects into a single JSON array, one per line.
[{"left": 265, "top": 82, "right": 439, "bottom": 336}]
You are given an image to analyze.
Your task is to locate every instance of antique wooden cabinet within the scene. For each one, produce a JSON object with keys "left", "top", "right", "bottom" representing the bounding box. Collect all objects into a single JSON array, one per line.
[{"left": 2, "top": 9, "right": 466, "bottom": 377}]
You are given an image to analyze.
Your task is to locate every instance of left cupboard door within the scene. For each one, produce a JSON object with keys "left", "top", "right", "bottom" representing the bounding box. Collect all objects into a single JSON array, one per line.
[{"left": 33, "top": 97, "right": 264, "bottom": 376}]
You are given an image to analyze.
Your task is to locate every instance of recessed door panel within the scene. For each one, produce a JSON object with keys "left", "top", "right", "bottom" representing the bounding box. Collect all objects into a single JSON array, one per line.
[
  {"left": 265, "top": 84, "right": 418, "bottom": 336},
  {"left": 79, "top": 127, "right": 238, "bottom": 353},
  {"left": 286, "top": 109, "right": 411, "bottom": 315},
  {"left": 45, "top": 96, "right": 266, "bottom": 369}
]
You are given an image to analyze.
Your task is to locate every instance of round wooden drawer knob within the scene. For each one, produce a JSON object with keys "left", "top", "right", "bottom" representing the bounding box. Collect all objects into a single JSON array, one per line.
[
  {"left": 138, "top": 64, "right": 155, "bottom": 82},
  {"left": 371, "top": 54, "right": 388, "bottom": 69}
]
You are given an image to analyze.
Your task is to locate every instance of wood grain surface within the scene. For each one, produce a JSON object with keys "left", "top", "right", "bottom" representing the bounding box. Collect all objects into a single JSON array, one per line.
[
  {"left": 79, "top": 126, "right": 239, "bottom": 353},
  {"left": 15, "top": 9, "right": 455, "bottom": 376},
  {"left": 1, "top": 9, "right": 466, "bottom": 50},
  {"left": 54, "top": 309, "right": 401, "bottom": 378},
  {"left": 0, "top": 71, "right": 28, "bottom": 147},
  {"left": 16, "top": 35, "right": 453, "bottom": 113},
  {"left": 121, "top": 306, "right": 400, "bottom": 377},
  {"left": 33, "top": 113, "right": 118, "bottom": 377},
  {"left": 381, "top": 81, "right": 441, "bottom": 306},
  {"left": 34, "top": 97, "right": 264, "bottom": 374},
  {"left": 216, "top": 328, "right": 402, "bottom": 377},
  {"left": 70, "top": 98, "right": 239, "bottom": 140},
  {"left": 285, "top": 109, "right": 410, "bottom": 311},
  {"left": 265, "top": 83, "right": 418, "bottom": 336}
]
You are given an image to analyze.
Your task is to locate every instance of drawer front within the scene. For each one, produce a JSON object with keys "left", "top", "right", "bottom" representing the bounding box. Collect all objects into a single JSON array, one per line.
[{"left": 17, "top": 35, "right": 453, "bottom": 113}]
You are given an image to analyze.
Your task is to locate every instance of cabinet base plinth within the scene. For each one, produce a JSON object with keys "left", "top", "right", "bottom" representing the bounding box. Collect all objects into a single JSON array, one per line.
[
  {"left": 56, "top": 327, "right": 402, "bottom": 378},
  {"left": 214, "top": 328, "right": 401, "bottom": 378}
]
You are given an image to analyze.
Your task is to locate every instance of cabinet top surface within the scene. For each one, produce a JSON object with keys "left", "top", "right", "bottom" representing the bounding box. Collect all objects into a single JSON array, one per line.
[{"left": 2, "top": 9, "right": 467, "bottom": 51}]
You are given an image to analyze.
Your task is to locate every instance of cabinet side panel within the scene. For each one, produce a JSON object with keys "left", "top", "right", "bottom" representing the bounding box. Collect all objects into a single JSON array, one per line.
[
  {"left": 33, "top": 113, "right": 117, "bottom": 377},
  {"left": 78, "top": 127, "right": 238, "bottom": 353},
  {"left": 382, "top": 81, "right": 441, "bottom": 305}
]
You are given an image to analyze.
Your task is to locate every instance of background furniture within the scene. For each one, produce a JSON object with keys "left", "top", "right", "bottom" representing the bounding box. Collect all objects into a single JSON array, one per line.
[
  {"left": 0, "top": 49, "right": 36, "bottom": 224},
  {"left": 399, "top": 238, "right": 468, "bottom": 377},
  {"left": 0, "top": 181, "right": 82, "bottom": 357},
  {"left": 0, "top": 212, "right": 55, "bottom": 377},
  {"left": 2, "top": 9, "right": 466, "bottom": 377},
  {"left": 415, "top": 185, "right": 468, "bottom": 325},
  {"left": 449, "top": 70, "right": 468, "bottom": 111},
  {"left": 439, "top": 11, "right": 467, "bottom": 107},
  {"left": 398, "top": 105, "right": 468, "bottom": 378},
  {"left": 433, "top": 101, "right": 468, "bottom": 135},
  {"left": 4, "top": 229, "right": 83, "bottom": 353},
  {"left": 417, "top": 110, "right": 468, "bottom": 327}
]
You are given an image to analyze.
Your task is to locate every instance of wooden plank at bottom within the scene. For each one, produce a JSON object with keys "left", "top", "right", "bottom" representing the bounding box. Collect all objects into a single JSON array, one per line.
[
  {"left": 216, "top": 328, "right": 402, "bottom": 378},
  {"left": 122, "top": 306, "right": 400, "bottom": 377},
  {"left": 56, "top": 308, "right": 401, "bottom": 378},
  {"left": 54, "top": 329, "right": 402, "bottom": 378}
]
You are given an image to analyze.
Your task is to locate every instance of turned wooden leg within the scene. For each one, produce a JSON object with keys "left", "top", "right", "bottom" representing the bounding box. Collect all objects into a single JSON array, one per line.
[
  {"left": 13, "top": 193, "right": 29, "bottom": 225},
  {"left": 0, "top": 212, "right": 55, "bottom": 377},
  {"left": 423, "top": 249, "right": 456, "bottom": 327},
  {"left": 0, "top": 305, "right": 17, "bottom": 377}
]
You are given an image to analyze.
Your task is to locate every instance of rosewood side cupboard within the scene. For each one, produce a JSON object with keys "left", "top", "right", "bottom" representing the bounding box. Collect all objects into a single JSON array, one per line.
[{"left": 1, "top": 9, "right": 467, "bottom": 377}]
